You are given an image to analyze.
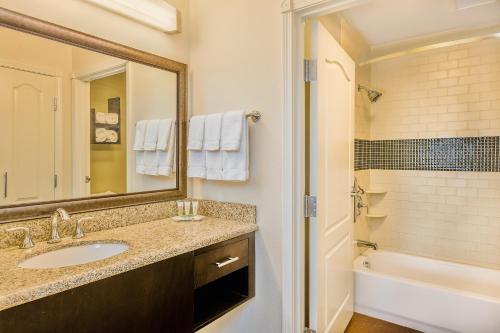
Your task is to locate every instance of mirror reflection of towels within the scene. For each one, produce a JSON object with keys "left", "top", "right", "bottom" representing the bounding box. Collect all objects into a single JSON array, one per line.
[
  {"left": 95, "top": 128, "right": 118, "bottom": 143},
  {"left": 95, "top": 112, "right": 119, "bottom": 125}
]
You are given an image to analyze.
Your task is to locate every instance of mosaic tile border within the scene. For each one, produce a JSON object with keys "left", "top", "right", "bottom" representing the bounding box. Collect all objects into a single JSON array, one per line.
[{"left": 355, "top": 137, "right": 500, "bottom": 172}]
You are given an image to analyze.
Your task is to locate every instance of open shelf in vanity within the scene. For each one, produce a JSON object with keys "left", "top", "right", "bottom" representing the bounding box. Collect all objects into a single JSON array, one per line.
[{"left": 193, "top": 233, "right": 255, "bottom": 331}]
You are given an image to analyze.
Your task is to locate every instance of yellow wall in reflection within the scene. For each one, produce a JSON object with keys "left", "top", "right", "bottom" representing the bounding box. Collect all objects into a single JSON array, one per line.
[{"left": 90, "top": 72, "right": 127, "bottom": 194}]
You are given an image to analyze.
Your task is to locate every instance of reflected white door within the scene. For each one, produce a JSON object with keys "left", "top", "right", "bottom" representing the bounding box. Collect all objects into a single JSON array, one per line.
[
  {"left": 0, "top": 67, "right": 57, "bottom": 204},
  {"left": 309, "top": 20, "right": 355, "bottom": 333}
]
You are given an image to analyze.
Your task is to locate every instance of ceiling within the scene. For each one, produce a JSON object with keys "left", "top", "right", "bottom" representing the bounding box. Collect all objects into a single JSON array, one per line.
[{"left": 341, "top": 0, "right": 500, "bottom": 49}]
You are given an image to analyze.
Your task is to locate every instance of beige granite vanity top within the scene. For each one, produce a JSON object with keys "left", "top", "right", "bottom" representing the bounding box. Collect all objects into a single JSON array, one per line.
[{"left": 0, "top": 217, "right": 257, "bottom": 311}]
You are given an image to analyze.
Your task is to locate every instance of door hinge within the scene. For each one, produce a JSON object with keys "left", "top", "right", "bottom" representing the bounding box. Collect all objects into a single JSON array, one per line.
[
  {"left": 304, "top": 59, "right": 317, "bottom": 82},
  {"left": 53, "top": 97, "right": 58, "bottom": 112},
  {"left": 304, "top": 328, "right": 316, "bottom": 333},
  {"left": 54, "top": 174, "right": 58, "bottom": 189},
  {"left": 304, "top": 195, "right": 317, "bottom": 218}
]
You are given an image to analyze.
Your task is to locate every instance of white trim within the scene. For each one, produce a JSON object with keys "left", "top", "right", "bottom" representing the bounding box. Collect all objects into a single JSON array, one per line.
[
  {"left": 82, "top": 0, "right": 179, "bottom": 33},
  {"left": 74, "top": 62, "right": 127, "bottom": 82},
  {"left": 282, "top": 1, "right": 367, "bottom": 332},
  {"left": 71, "top": 79, "right": 91, "bottom": 198}
]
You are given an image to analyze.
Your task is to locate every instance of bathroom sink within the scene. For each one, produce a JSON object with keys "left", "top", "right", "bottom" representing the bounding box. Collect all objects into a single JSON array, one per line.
[{"left": 18, "top": 242, "right": 129, "bottom": 269}]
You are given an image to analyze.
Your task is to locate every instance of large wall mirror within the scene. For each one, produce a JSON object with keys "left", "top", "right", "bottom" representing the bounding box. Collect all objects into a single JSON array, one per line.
[{"left": 0, "top": 8, "right": 187, "bottom": 222}]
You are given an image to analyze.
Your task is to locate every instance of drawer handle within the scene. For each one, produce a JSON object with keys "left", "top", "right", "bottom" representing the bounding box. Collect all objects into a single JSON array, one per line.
[{"left": 214, "top": 257, "right": 240, "bottom": 268}]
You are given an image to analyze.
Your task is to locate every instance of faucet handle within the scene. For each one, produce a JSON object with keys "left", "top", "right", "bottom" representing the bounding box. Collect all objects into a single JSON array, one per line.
[
  {"left": 73, "top": 217, "right": 94, "bottom": 239},
  {"left": 6, "top": 226, "right": 35, "bottom": 249}
]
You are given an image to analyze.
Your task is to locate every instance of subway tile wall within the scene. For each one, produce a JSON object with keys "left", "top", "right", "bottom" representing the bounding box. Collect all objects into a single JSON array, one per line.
[
  {"left": 370, "top": 38, "right": 500, "bottom": 140},
  {"left": 364, "top": 38, "right": 500, "bottom": 268}
]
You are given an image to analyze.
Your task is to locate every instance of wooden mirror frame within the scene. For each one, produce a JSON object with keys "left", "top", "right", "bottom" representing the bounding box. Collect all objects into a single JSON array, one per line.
[{"left": 0, "top": 7, "right": 187, "bottom": 222}]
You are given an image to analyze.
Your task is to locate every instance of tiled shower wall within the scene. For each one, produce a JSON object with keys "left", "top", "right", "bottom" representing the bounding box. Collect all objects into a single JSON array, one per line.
[{"left": 365, "top": 38, "right": 500, "bottom": 268}]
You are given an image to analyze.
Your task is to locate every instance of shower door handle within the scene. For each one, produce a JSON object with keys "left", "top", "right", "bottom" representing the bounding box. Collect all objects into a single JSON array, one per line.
[{"left": 3, "top": 172, "right": 7, "bottom": 199}]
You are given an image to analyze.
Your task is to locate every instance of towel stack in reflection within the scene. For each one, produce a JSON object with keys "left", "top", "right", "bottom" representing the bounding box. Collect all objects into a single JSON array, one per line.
[
  {"left": 133, "top": 119, "right": 176, "bottom": 176},
  {"left": 187, "top": 110, "right": 249, "bottom": 182},
  {"left": 95, "top": 128, "right": 119, "bottom": 143}
]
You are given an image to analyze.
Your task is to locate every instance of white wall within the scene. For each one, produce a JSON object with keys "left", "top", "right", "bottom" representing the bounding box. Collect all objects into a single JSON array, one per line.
[
  {"left": 189, "top": 0, "right": 283, "bottom": 332},
  {"left": 127, "top": 62, "right": 177, "bottom": 192}
]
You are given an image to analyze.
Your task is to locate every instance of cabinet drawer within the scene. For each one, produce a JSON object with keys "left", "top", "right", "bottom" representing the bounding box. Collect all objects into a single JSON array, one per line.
[{"left": 194, "top": 238, "right": 249, "bottom": 288}]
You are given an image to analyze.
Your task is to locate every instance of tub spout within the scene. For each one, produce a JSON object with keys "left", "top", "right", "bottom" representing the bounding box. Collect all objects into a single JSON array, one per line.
[{"left": 355, "top": 239, "right": 378, "bottom": 250}]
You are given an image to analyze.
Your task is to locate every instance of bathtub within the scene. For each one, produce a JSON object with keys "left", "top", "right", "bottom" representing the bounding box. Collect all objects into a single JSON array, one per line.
[{"left": 354, "top": 250, "right": 500, "bottom": 333}]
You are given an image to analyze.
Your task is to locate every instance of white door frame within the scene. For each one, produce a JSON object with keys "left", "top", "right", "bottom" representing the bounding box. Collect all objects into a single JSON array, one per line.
[
  {"left": 280, "top": 1, "right": 366, "bottom": 332},
  {"left": 72, "top": 61, "right": 127, "bottom": 197}
]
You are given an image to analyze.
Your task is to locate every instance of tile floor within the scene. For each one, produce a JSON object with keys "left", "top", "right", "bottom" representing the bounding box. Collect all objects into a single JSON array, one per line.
[{"left": 345, "top": 313, "right": 422, "bottom": 333}]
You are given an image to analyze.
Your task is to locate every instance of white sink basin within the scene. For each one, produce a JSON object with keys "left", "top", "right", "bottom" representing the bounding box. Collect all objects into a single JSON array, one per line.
[{"left": 19, "top": 242, "right": 129, "bottom": 269}]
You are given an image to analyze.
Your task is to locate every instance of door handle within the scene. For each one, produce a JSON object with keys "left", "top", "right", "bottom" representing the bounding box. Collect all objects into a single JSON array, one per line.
[
  {"left": 3, "top": 172, "right": 7, "bottom": 198},
  {"left": 85, "top": 176, "right": 91, "bottom": 183},
  {"left": 214, "top": 257, "right": 240, "bottom": 268}
]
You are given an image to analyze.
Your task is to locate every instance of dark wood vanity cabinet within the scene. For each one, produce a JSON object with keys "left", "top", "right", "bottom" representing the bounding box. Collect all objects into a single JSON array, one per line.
[{"left": 0, "top": 232, "right": 255, "bottom": 333}]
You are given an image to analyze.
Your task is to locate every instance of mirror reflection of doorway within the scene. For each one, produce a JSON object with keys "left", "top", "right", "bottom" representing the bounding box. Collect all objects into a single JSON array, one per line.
[{"left": 89, "top": 72, "right": 127, "bottom": 196}]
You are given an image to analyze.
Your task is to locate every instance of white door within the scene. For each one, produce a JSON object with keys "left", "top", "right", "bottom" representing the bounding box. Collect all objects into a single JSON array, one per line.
[
  {"left": 309, "top": 20, "right": 355, "bottom": 333},
  {"left": 0, "top": 67, "right": 57, "bottom": 205}
]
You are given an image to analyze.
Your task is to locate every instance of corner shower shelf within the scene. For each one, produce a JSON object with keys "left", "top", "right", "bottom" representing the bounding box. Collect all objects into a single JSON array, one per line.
[
  {"left": 365, "top": 189, "right": 387, "bottom": 195},
  {"left": 365, "top": 214, "right": 387, "bottom": 219}
]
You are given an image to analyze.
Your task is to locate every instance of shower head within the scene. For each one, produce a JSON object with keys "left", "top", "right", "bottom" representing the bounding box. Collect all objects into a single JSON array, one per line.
[{"left": 358, "top": 85, "right": 382, "bottom": 103}]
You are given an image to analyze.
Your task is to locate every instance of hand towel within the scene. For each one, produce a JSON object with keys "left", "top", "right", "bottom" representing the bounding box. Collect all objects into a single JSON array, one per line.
[
  {"left": 158, "top": 122, "right": 176, "bottom": 176},
  {"left": 133, "top": 120, "right": 147, "bottom": 151},
  {"left": 206, "top": 151, "right": 223, "bottom": 180},
  {"left": 188, "top": 150, "right": 206, "bottom": 178},
  {"left": 203, "top": 113, "right": 223, "bottom": 151},
  {"left": 136, "top": 150, "right": 146, "bottom": 174},
  {"left": 222, "top": 121, "right": 249, "bottom": 181},
  {"left": 187, "top": 115, "right": 206, "bottom": 150},
  {"left": 221, "top": 110, "right": 245, "bottom": 151},
  {"left": 143, "top": 151, "right": 159, "bottom": 175},
  {"left": 143, "top": 120, "right": 160, "bottom": 151},
  {"left": 157, "top": 119, "right": 173, "bottom": 151}
]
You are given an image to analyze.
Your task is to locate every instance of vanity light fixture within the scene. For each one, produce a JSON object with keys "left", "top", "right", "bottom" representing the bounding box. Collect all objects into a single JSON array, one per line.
[{"left": 84, "top": 0, "right": 180, "bottom": 33}]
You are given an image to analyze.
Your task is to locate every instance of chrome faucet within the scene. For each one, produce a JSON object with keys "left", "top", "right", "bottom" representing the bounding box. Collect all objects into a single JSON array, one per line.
[
  {"left": 49, "top": 208, "right": 70, "bottom": 243},
  {"left": 6, "top": 226, "right": 34, "bottom": 249},
  {"left": 355, "top": 239, "right": 378, "bottom": 250}
]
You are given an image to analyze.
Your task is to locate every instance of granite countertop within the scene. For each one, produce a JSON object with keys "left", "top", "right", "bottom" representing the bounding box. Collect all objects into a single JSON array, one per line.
[{"left": 0, "top": 217, "right": 257, "bottom": 311}]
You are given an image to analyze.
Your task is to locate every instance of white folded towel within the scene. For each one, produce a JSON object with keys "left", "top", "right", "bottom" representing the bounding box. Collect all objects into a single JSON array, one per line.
[
  {"left": 158, "top": 122, "right": 176, "bottom": 176},
  {"left": 206, "top": 151, "right": 223, "bottom": 180},
  {"left": 143, "top": 120, "right": 160, "bottom": 151},
  {"left": 203, "top": 113, "right": 223, "bottom": 151},
  {"left": 221, "top": 110, "right": 245, "bottom": 151},
  {"left": 222, "top": 120, "right": 249, "bottom": 181},
  {"left": 143, "top": 151, "right": 159, "bottom": 175},
  {"left": 95, "top": 128, "right": 107, "bottom": 143},
  {"left": 95, "top": 112, "right": 107, "bottom": 124},
  {"left": 95, "top": 128, "right": 118, "bottom": 143},
  {"left": 133, "top": 120, "right": 148, "bottom": 151},
  {"left": 157, "top": 119, "right": 173, "bottom": 151},
  {"left": 136, "top": 151, "right": 146, "bottom": 174},
  {"left": 188, "top": 150, "right": 206, "bottom": 178},
  {"left": 106, "top": 113, "right": 119, "bottom": 125},
  {"left": 187, "top": 115, "right": 206, "bottom": 150}
]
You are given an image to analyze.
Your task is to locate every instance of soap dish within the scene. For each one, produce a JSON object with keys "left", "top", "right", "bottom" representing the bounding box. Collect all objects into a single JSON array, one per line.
[{"left": 173, "top": 215, "right": 205, "bottom": 222}]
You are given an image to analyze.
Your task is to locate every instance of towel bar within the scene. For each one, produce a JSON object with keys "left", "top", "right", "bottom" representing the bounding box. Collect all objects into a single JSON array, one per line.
[{"left": 246, "top": 111, "right": 261, "bottom": 122}]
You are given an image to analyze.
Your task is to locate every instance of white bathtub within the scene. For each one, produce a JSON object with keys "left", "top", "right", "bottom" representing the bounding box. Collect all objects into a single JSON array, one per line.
[{"left": 354, "top": 250, "right": 500, "bottom": 333}]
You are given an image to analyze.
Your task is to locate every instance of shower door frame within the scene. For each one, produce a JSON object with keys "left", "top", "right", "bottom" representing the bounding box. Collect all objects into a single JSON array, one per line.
[{"left": 280, "top": 1, "right": 366, "bottom": 332}]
